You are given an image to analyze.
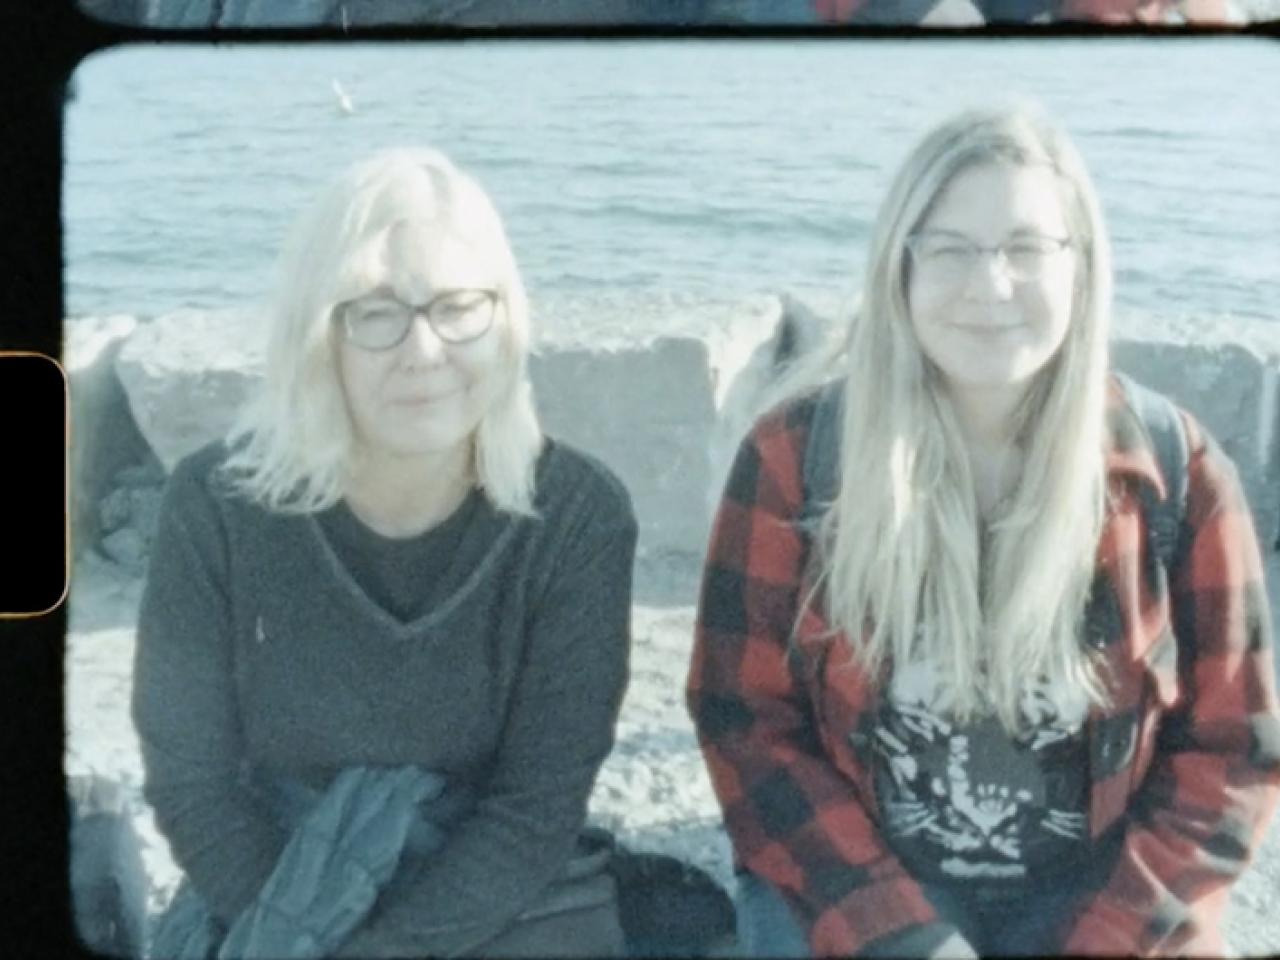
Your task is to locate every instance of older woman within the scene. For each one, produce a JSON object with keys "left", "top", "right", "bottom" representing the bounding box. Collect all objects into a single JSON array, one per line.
[
  {"left": 133, "top": 149, "right": 636, "bottom": 958},
  {"left": 688, "top": 105, "right": 1280, "bottom": 957}
]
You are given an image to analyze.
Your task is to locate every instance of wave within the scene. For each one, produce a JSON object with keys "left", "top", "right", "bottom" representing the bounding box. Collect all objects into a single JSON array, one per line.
[
  {"left": 1089, "top": 125, "right": 1185, "bottom": 143},
  {"left": 518, "top": 196, "right": 865, "bottom": 242}
]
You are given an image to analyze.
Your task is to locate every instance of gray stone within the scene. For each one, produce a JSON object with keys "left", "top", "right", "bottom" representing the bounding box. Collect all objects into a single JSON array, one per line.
[
  {"left": 98, "top": 488, "right": 133, "bottom": 534},
  {"left": 709, "top": 298, "right": 1280, "bottom": 549},
  {"left": 707, "top": 292, "right": 847, "bottom": 519},
  {"left": 1112, "top": 340, "right": 1277, "bottom": 543},
  {"left": 69, "top": 773, "right": 147, "bottom": 960},
  {"left": 93, "top": 296, "right": 1280, "bottom": 569},
  {"left": 114, "top": 308, "right": 266, "bottom": 474},
  {"left": 99, "top": 486, "right": 163, "bottom": 545},
  {"left": 100, "top": 527, "right": 149, "bottom": 575},
  {"left": 1113, "top": 312, "right": 1280, "bottom": 548},
  {"left": 114, "top": 460, "right": 167, "bottom": 491},
  {"left": 66, "top": 315, "right": 156, "bottom": 557},
  {"left": 530, "top": 336, "right": 718, "bottom": 558},
  {"left": 103, "top": 303, "right": 737, "bottom": 560}
]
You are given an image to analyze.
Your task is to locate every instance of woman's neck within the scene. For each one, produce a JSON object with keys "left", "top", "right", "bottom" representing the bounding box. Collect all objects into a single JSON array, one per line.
[
  {"left": 343, "top": 443, "right": 475, "bottom": 539},
  {"left": 945, "top": 381, "right": 1027, "bottom": 519},
  {"left": 946, "top": 381, "right": 1024, "bottom": 450}
]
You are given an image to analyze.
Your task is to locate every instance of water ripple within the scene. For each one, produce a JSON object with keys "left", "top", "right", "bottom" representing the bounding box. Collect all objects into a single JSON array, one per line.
[{"left": 64, "top": 41, "right": 1279, "bottom": 324}]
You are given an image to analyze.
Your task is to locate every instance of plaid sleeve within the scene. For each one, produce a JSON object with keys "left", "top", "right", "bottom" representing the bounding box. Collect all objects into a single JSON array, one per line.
[
  {"left": 686, "top": 408, "right": 964, "bottom": 958},
  {"left": 1063, "top": 416, "right": 1280, "bottom": 955}
]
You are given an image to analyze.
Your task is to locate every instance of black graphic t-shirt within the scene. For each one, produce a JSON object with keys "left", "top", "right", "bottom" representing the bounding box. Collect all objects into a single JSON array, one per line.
[{"left": 867, "top": 658, "right": 1091, "bottom": 896}]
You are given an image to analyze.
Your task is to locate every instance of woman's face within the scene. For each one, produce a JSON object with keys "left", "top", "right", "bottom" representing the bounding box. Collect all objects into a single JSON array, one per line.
[
  {"left": 335, "top": 220, "right": 506, "bottom": 463},
  {"left": 906, "top": 160, "right": 1077, "bottom": 395}
]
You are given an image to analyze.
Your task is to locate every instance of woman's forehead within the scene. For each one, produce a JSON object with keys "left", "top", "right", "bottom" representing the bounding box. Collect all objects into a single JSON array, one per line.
[
  {"left": 383, "top": 219, "right": 489, "bottom": 271},
  {"left": 919, "top": 161, "right": 1068, "bottom": 236},
  {"left": 340, "top": 219, "right": 498, "bottom": 302}
]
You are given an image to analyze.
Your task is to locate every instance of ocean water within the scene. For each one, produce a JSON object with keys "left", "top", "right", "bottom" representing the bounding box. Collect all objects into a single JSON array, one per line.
[{"left": 65, "top": 38, "right": 1280, "bottom": 331}]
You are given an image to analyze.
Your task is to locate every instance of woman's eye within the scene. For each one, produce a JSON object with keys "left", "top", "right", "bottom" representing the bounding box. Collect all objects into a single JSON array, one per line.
[
  {"left": 1007, "top": 241, "right": 1048, "bottom": 257},
  {"left": 431, "top": 308, "right": 465, "bottom": 327},
  {"left": 434, "top": 296, "right": 488, "bottom": 324},
  {"left": 356, "top": 305, "right": 403, "bottom": 324},
  {"left": 1016, "top": 235, "right": 1068, "bottom": 256},
  {"left": 440, "top": 294, "right": 483, "bottom": 313}
]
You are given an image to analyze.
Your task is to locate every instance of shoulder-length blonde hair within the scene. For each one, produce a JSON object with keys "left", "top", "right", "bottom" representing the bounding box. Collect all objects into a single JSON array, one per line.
[
  {"left": 221, "top": 147, "right": 542, "bottom": 515},
  {"left": 816, "top": 103, "right": 1113, "bottom": 732}
]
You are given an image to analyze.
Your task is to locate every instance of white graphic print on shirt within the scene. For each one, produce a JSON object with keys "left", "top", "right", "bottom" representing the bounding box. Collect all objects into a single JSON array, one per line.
[{"left": 868, "top": 658, "right": 1090, "bottom": 881}]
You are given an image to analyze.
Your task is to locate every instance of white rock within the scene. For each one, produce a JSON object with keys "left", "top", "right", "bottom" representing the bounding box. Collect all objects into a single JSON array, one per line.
[
  {"left": 1113, "top": 311, "right": 1280, "bottom": 546},
  {"left": 530, "top": 336, "right": 718, "bottom": 558},
  {"left": 65, "top": 315, "right": 138, "bottom": 373},
  {"left": 114, "top": 307, "right": 266, "bottom": 473},
  {"left": 95, "top": 296, "right": 1280, "bottom": 561},
  {"left": 66, "top": 315, "right": 152, "bottom": 555},
  {"left": 712, "top": 298, "right": 1280, "bottom": 547},
  {"left": 100, "top": 528, "right": 148, "bottom": 575}
]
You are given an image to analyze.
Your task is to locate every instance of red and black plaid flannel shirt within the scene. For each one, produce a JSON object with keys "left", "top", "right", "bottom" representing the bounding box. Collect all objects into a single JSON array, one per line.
[{"left": 687, "top": 376, "right": 1280, "bottom": 957}]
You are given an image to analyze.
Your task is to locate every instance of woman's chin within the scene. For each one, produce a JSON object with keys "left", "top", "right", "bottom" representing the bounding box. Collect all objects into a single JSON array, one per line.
[{"left": 358, "top": 427, "right": 475, "bottom": 464}]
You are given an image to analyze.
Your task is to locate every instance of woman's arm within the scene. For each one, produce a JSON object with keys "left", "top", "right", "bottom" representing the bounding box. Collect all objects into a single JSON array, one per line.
[
  {"left": 1062, "top": 421, "right": 1280, "bottom": 955},
  {"left": 340, "top": 468, "right": 637, "bottom": 958},
  {"left": 687, "top": 409, "right": 971, "bottom": 959},
  {"left": 131, "top": 452, "right": 288, "bottom": 923}
]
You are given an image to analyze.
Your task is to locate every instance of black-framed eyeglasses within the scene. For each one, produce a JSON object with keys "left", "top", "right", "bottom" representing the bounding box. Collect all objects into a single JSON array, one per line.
[
  {"left": 334, "top": 289, "right": 499, "bottom": 351},
  {"left": 905, "top": 233, "right": 1075, "bottom": 285}
]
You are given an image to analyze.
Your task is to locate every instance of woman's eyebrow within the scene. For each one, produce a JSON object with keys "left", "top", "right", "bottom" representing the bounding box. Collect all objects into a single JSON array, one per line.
[
  {"left": 1006, "top": 224, "right": 1059, "bottom": 236},
  {"left": 917, "top": 225, "right": 1059, "bottom": 239},
  {"left": 915, "top": 227, "right": 972, "bottom": 238}
]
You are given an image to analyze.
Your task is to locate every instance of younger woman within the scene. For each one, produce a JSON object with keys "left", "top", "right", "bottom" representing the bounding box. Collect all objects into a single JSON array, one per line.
[{"left": 688, "top": 106, "right": 1279, "bottom": 957}]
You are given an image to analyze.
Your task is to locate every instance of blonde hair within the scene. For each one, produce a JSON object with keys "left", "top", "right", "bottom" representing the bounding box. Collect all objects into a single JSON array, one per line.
[
  {"left": 815, "top": 104, "right": 1113, "bottom": 732},
  {"left": 221, "top": 148, "right": 542, "bottom": 515}
]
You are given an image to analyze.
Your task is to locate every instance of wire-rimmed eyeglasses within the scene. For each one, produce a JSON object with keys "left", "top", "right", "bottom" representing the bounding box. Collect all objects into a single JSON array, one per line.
[{"left": 905, "top": 233, "right": 1075, "bottom": 286}]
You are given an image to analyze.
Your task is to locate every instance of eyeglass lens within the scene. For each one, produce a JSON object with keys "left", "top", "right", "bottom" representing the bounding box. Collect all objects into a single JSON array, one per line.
[
  {"left": 909, "top": 235, "right": 1069, "bottom": 284},
  {"left": 342, "top": 291, "right": 496, "bottom": 349}
]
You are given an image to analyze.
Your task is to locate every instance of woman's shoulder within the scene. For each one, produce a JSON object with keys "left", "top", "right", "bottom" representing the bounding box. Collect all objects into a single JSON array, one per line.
[
  {"left": 533, "top": 438, "right": 636, "bottom": 528},
  {"left": 1108, "top": 370, "right": 1213, "bottom": 441},
  {"left": 754, "top": 380, "right": 837, "bottom": 438},
  {"left": 733, "top": 380, "right": 839, "bottom": 479},
  {"left": 164, "top": 440, "right": 261, "bottom": 518},
  {"left": 166, "top": 441, "right": 233, "bottom": 496},
  {"left": 1106, "top": 372, "right": 1246, "bottom": 516}
]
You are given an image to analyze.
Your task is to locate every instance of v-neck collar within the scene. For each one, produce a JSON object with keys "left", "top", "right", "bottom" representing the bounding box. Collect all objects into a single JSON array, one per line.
[{"left": 305, "top": 495, "right": 522, "bottom": 637}]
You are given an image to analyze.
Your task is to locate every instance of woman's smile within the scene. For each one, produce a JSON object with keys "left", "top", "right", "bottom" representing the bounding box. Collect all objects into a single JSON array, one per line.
[
  {"left": 950, "top": 323, "right": 1024, "bottom": 337},
  {"left": 389, "top": 387, "right": 463, "bottom": 407}
]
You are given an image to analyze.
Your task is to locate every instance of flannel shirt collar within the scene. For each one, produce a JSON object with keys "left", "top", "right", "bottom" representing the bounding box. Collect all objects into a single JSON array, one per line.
[{"left": 1102, "top": 374, "right": 1169, "bottom": 500}]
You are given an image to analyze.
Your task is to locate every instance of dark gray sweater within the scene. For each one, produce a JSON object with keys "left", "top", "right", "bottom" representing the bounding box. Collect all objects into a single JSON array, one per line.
[{"left": 132, "top": 438, "right": 637, "bottom": 957}]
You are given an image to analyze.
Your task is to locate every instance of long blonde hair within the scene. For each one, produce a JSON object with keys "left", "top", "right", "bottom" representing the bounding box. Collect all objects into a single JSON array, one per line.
[
  {"left": 816, "top": 105, "right": 1113, "bottom": 732},
  {"left": 221, "top": 148, "right": 542, "bottom": 515}
]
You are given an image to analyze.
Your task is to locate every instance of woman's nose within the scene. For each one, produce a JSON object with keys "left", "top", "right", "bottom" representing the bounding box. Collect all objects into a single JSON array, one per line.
[
  {"left": 964, "top": 251, "right": 1016, "bottom": 299},
  {"left": 401, "top": 312, "right": 447, "bottom": 364}
]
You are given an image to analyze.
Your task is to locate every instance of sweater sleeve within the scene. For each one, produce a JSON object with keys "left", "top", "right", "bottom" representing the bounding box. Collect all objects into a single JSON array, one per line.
[
  {"left": 131, "top": 452, "right": 288, "bottom": 923},
  {"left": 1061, "top": 422, "right": 1280, "bottom": 955},
  {"left": 339, "top": 467, "right": 637, "bottom": 958},
  {"left": 686, "top": 412, "right": 970, "bottom": 958}
]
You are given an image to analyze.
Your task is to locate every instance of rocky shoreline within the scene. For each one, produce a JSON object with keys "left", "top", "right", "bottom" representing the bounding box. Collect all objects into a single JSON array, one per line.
[
  {"left": 66, "top": 295, "right": 1280, "bottom": 570},
  {"left": 65, "top": 541, "right": 1280, "bottom": 955},
  {"left": 66, "top": 294, "right": 1280, "bottom": 953}
]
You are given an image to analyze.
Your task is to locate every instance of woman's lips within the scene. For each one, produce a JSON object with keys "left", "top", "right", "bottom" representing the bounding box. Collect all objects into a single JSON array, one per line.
[
  {"left": 952, "top": 324, "right": 1023, "bottom": 337},
  {"left": 391, "top": 388, "right": 461, "bottom": 406}
]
